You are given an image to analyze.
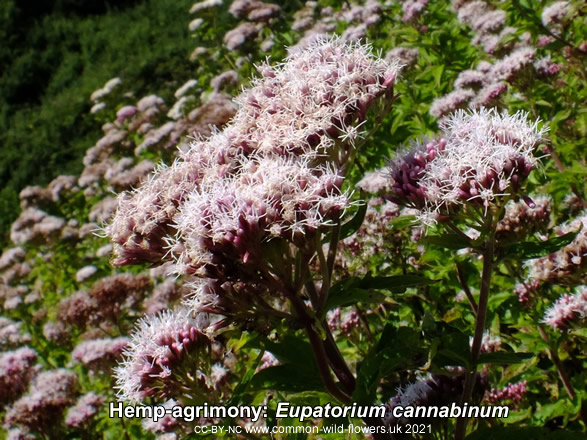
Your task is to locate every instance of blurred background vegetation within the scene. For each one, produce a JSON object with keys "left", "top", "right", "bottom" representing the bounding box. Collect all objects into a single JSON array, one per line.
[{"left": 0, "top": 0, "right": 195, "bottom": 248}]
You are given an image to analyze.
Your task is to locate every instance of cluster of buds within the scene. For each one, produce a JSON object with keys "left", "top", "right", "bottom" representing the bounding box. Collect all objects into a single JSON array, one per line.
[
  {"left": 514, "top": 280, "right": 540, "bottom": 304},
  {"left": 542, "top": 287, "right": 587, "bottom": 330},
  {"left": 114, "top": 309, "right": 213, "bottom": 402},
  {"left": 527, "top": 212, "right": 586, "bottom": 285},
  {"left": 496, "top": 196, "right": 551, "bottom": 242},
  {"left": 387, "top": 108, "right": 546, "bottom": 225},
  {"left": 484, "top": 380, "right": 528, "bottom": 405}
]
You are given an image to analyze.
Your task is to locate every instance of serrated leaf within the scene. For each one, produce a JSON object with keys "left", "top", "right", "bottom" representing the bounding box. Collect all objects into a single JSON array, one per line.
[
  {"left": 477, "top": 352, "right": 533, "bottom": 365},
  {"left": 504, "top": 230, "right": 579, "bottom": 260},
  {"left": 324, "top": 287, "right": 386, "bottom": 310},
  {"left": 250, "top": 364, "right": 324, "bottom": 392},
  {"left": 422, "top": 233, "right": 472, "bottom": 250},
  {"left": 326, "top": 275, "right": 434, "bottom": 311},
  {"left": 244, "top": 335, "right": 317, "bottom": 372}
]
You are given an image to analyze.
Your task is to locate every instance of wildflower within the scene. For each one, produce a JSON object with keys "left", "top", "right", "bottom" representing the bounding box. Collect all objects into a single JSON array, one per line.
[
  {"left": 471, "top": 81, "right": 508, "bottom": 107},
  {"left": 4, "top": 369, "right": 78, "bottom": 432},
  {"left": 141, "top": 399, "right": 181, "bottom": 433},
  {"left": 90, "top": 77, "right": 122, "bottom": 102},
  {"left": 485, "top": 380, "right": 527, "bottom": 404},
  {"left": 402, "top": 0, "right": 428, "bottom": 23},
  {"left": 6, "top": 428, "right": 35, "bottom": 440},
  {"left": 65, "top": 392, "right": 104, "bottom": 428},
  {"left": 542, "top": 287, "right": 587, "bottom": 330},
  {"left": 190, "top": 0, "right": 223, "bottom": 14},
  {"left": 0, "top": 347, "right": 39, "bottom": 405},
  {"left": 541, "top": 1, "right": 570, "bottom": 28},
  {"left": 87, "top": 273, "right": 152, "bottom": 322},
  {"left": 328, "top": 308, "right": 360, "bottom": 334},
  {"left": 108, "top": 37, "right": 400, "bottom": 276},
  {"left": 188, "top": 17, "right": 204, "bottom": 31},
  {"left": 384, "top": 370, "right": 488, "bottom": 426},
  {"left": 114, "top": 309, "right": 213, "bottom": 402},
  {"left": 42, "top": 321, "right": 70, "bottom": 343},
  {"left": 57, "top": 291, "right": 97, "bottom": 328},
  {"left": 0, "top": 247, "right": 26, "bottom": 271},
  {"left": 477, "top": 330, "right": 501, "bottom": 353},
  {"left": 257, "top": 351, "right": 279, "bottom": 371},
  {"left": 175, "top": 79, "right": 198, "bottom": 99},
  {"left": 224, "top": 22, "right": 261, "bottom": 50},
  {"left": 75, "top": 265, "right": 98, "bottom": 283},
  {"left": 534, "top": 56, "right": 562, "bottom": 77},
  {"left": 454, "top": 70, "right": 487, "bottom": 90},
  {"left": 116, "top": 105, "right": 137, "bottom": 124},
  {"left": 429, "top": 89, "right": 475, "bottom": 118},
  {"left": 490, "top": 47, "right": 536, "bottom": 81},
  {"left": 496, "top": 196, "right": 551, "bottom": 242},
  {"left": 0, "top": 318, "right": 29, "bottom": 348},
  {"left": 471, "top": 10, "right": 506, "bottom": 33},
  {"left": 385, "top": 47, "right": 419, "bottom": 70},
  {"left": 457, "top": 1, "right": 488, "bottom": 26},
  {"left": 71, "top": 337, "right": 129, "bottom": 371},
  {"left": 387, "top": 108, "right": 546, "bottom": 225},
  {"left": 514, "top": 280, "right": 540, "bottom": 303},
  {"left": 527, "top": 213, "right": 586, "bottom": 285},
  {"left": 210, "top": 70, "right": 239, "bottom": 92}
]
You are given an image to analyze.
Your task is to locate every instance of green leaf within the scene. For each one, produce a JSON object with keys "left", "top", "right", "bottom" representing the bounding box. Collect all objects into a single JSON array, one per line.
[
  {"left": 466, "top": 427, "right": 586, "bottom": 440},
  {"left": 570, "top": 328, "right": 587, "bottom": 338},
  {"left": 250, "top": 364, "right": 324, "bottom": 392},
  {"left": 324, "top": 288, "right": 387, "bottom": 310},
  {"left": 388, "top": 215, "right": 417, "bottom": 230},
  {"left": 477, "top": 352, "right": 533, "bottom": 365},
  {"left": 353, "top": 326, "right": 427, "bottom": 404},
  {"left": 325, "top": 274, "right": 434, "bottom": 311},
  {"left": 422, "top": 233, "right": 472, "bottom": 250},
  {"left": 503, "top": 230, "right": 579, "bottom": 260},
  {"left": 226, "top": 351, "right": 264, "bottom": 407},
  {"left": 245, "top": 335, "right": 317, "bottom": 371},
  {"left": 324, "top": 198, "right": 368, "bottom": 243}
]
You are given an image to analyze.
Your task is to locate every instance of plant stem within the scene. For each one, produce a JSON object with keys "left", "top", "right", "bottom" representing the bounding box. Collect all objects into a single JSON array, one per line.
[
  {"left": 537, "top": 325, "right": 576, "bottom": 400},
  {"left": 456, "top": 262, "right": 478, "bottom": 316},
  {"left": 454, "top": 217, "right": 496, "bottom": 440}
]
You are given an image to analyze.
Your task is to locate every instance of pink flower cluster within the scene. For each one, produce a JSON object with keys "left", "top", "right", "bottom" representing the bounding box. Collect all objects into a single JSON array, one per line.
[
  {"left": 485, "top": 380, "right": 528, "bottom": 404},
  {"left": 542, "top": 287, "right": 587, "bottom": 330},
  {"left": 0, "top": 347, "right": 39, "bottom": 406},
  {"left": 114, "top": 309, "right": 212, "bottom": 402},
  {"left": 387, "top": 108, "right": 546, "bottom": 225},
  {"left": 64, "top": 392, "right": 104, "bottom": 428},
  {"left": 527, "top": 212, "right": 586, "bottom": 285},
  {"left": 107, "top": 38, "right": 400, "bottom": 279}
]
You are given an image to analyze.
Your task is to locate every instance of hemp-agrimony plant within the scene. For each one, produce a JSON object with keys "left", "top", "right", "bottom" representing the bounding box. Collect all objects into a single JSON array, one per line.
[
  {"left": 108, "top": 36, "right": 400, "bottom": 435},
  {"left": 387, "top": 107, "right": 548, "bottom": 439}
]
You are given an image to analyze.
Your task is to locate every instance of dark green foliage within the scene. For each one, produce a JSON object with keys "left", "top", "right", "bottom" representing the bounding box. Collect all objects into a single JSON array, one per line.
[{"left": 0, "top": 0, "right": 195, "bottom": 248}]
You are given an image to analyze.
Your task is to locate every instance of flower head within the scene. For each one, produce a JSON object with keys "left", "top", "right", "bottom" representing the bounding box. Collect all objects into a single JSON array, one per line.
[
  {"left": 114, "top": 309, "right": 212, "bottom": 402},
  {"left": 542, "top": 287, "right": 587, "bottom": 330},
  {"left": 387, "top": 108, "right": 546, "bottom": 225},
  {"left": 108, "top": 37, "right": 400, "bottom": 277}
]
